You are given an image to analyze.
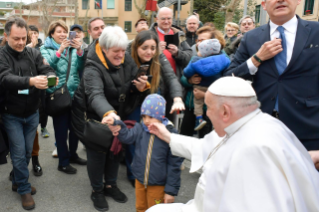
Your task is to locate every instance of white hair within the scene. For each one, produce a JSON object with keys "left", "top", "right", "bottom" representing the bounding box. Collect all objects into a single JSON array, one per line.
[
  {"left": 156, "top": 7, "right": 173, "bottom": 18},
  {"left": 186, "top": 15, "right": 199, "bottom": 24},
  {"left": 99, "top": 26, "right": 128, "bottom": 51},
  {"left": 216, "top": 96, "right": 261, "bottom": 116}
]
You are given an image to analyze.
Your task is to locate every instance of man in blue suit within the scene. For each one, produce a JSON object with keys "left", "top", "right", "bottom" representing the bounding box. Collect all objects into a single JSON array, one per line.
[{"left": 224, "top": 0, "right": 319, "bottom": 151}]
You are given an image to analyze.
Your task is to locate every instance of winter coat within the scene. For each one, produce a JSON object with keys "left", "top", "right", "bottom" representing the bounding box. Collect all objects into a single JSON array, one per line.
[
  {"left": 183, "top": 54, "right": 230, "bottom": 87},
  {"left": 0, "top": 43, "right": 55, "bottom": 117},
  {"left": 186, "top": 30, "right": 198, "bottom": 47},
  {"left": 34, "top": 38, "right": 43, "bottom": 51},
  {"left": 150, "top": 23, "right": 192, "bottom": 80},
  {"left": 71, "top": 40, "right": 140, "bottom": 151},
  {"left": 40, "top": 37, "right": 84, "bottom": 98},
  {"left": 224, "top": 36, "right": 237, "bottom": 55},
  {"left": 114, "top": 119, "right": 184, "bottom": 196}
]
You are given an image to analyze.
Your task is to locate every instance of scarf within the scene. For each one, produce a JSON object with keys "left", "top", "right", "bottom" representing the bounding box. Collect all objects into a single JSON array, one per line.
[{"left": 51, "top": 38, "right": 67, "bottom": 55}]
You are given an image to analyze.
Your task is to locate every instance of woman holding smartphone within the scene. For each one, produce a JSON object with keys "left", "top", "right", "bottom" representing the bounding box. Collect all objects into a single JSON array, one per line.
[
  {"left": 40, "top": 20, "right": 86, "bottom": 174},
  {"left": 125, "top": 30, "right": 185, "bottom": 186}
]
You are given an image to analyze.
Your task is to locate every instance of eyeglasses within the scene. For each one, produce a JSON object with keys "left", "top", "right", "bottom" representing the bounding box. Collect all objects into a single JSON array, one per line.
[
  {"left": 160, "top": 17, "right": 172, "bottom": 21},
  {"left": 241, "top": 21, "right": 253, "bottom": 26},
  {"left": 73, "top": 30, "right": 82, "bottom": 34},
  {"left": 227, "top": 29, "right": 236, "bottom": 32}
]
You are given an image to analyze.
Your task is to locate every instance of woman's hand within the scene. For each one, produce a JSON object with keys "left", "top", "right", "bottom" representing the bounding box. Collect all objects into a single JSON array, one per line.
[
  {"left": 188, "top": 74, "right": 202, "bottom": 85},
  {"left": 164, "top": 194, "right": 175, "bottom": 203},
  {"left": 101, "top": 113, "right": 121, "bottom": 136},
  {"left": 58, "top": 39, "right": 70, "bottom": 54},
  {"left": 193, "top": 88, "right": 205, "bottom": 100},
  {"left": 70, "top": 39, "right": 83, "bottom": 54},
  {"left": 132, "top": 75, "right": 148, "bottom": 92},
  {"left": 170, "top": 97, "right": 185, "bottom": 114}
]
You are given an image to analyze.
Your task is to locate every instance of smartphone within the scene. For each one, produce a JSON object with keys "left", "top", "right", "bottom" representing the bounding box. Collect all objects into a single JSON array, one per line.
[
  {"left": 193, "top": 9, "right": 198, "bottom": 14},
  {"left": 136, "top": 64, "right": 150, "bottom": 79},
  {"left": 69, "top": 31, "right": 76, "bottom": 42},
  {"left": 146, "top": 75, "right": 153, "bottom": 83},
  {"left": 47, "top": 75, "right": 57, "bottom": 87}
]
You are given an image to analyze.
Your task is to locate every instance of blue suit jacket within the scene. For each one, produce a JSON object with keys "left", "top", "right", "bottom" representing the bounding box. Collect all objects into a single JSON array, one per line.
[{"left": 224, "top": 16, "right": 319, "bottom": 150}]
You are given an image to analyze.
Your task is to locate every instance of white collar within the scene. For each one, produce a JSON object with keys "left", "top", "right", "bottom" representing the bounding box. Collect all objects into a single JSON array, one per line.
[
  {"left": 224, "top": 109, "right": 261, "bottom": 136},
  {"left": 269, "top": 15, "right": 298, "bottom": 35}
]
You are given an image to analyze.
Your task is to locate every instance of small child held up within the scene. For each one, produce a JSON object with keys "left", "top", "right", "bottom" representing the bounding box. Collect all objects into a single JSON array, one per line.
[
  {"left": 105, "top": 94, "right": 184, "bottom": 212},
  {"left": 184, "top": 39, "right": 230, "bottom": 131}
]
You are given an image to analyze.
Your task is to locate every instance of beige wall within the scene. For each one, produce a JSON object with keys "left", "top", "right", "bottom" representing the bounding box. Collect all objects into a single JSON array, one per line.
[{"left": 79, "top": 0, "right": 119, "bottom": 19}]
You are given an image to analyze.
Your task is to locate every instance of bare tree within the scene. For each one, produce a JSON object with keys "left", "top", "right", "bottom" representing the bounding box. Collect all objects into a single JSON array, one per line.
[
  {"left": 133, "top": 0, "right": 152, "bottom": 23},
  {"left": 224, "top": 0, "right": 242, "bottom": 23},
  {"left": 36, "top": 0, "right": 59, "bottom": 36}
]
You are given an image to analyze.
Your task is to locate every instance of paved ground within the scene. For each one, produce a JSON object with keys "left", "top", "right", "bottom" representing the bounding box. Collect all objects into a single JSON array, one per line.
[{"left": 0, "top": 118, "right": 200, "bottom": 212}]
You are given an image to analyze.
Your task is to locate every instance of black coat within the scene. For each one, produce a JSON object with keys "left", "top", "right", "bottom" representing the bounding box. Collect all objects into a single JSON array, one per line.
[
  {"left": 0, "top": 43, "right": 55, "bottom": 117},
  {"left": 72, "top": 40, "right": 140, "bottom": 151},
  {"left": 185, "top": 29, "right": 198, "bottom": 47},
  {"left": 224, "top": 17, "right": 319, "bottom": 150}
]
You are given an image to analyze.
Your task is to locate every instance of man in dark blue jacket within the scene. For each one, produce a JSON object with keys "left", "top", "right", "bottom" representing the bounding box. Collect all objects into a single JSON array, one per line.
[{"left": 224, "top": 0, "right": 319, "bottom": 151}]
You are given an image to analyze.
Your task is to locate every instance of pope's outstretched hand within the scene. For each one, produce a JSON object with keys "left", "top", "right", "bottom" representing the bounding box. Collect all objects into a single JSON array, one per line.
[{"left": 148, "top": 123, "right": 171, "bottom": 144}]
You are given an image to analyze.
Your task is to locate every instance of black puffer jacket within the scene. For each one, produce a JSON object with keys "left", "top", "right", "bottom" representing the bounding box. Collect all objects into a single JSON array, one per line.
[
  {"left": 185, "top": 29, "right": 198, "bottom": 47},
  {"left": 150, "top": 23, "right": 192, "bottom": 80},
  {"left": 72, "top": 40, "right": 140, "bottom": 151},
  {"left": 0, "top": 43, "right": 55, "bottom": 117}
]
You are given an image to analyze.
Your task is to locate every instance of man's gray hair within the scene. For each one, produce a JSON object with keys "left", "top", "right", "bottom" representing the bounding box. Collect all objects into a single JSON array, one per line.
[
  {"left": 239, "top": 15, "right": 255, "bottom": 25},
  {"left": 156, "top": 7, "right": 173, "bottom": 18},
  {"left": 216, "top": 95, "right": 260, "bottom": 116},
  {"left": 185, "top": 15, "right": 199, "bottom": 24},
  {"left": 88, "top": 17, "right": 104, "bottom": 31},
  {"left": 99, "top": 26, "right": 128, "bottom": 51},
  {"left": 5, "top": 16, "right": 27, "bottom": 36}
]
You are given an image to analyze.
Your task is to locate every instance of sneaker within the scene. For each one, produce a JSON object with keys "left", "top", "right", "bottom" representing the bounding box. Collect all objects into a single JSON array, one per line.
[
  {"left": 91, "top": 190, "right": 109, "bottom": 211},
  {"left": 58, "top": 165, "right": 77, "bottom": 174},
  {"left": 32, "top": 156, "right": 43, "bottom": 176},
  {"left": 52, "top": 148, "right": 58, "bottom": 158},
  {"left": 194, "top": 117, "right": 207, "bottom": 131},
  {"left": 69, "top": 157, "right": 87, "bottom": 165},
  {"left": 41, "top": 128, "right": 50, "bottom": 138},
  {"left": 104, "top": 185, "right": 128, "bottom": 203}
]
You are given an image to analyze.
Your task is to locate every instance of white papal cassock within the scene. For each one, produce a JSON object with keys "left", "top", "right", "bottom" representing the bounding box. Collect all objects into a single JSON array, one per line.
[{"left": 147, "top": 109, "right": 319, "bottom": 212}]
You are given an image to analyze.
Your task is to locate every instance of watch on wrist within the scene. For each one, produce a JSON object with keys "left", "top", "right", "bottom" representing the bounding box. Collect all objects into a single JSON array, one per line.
[{"left": 253, "top": 54, "right": 263, "bottom": 64}]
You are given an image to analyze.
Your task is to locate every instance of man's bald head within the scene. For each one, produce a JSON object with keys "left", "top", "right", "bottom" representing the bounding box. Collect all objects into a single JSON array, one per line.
[
  {"left": 157, "top": 7, "right": 173, "bottom": 33},
  {"left": 186, "top": 15, "right": 199, "bottom": 33}
]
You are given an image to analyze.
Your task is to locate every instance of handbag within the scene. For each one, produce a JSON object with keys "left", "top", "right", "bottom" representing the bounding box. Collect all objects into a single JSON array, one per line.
[
  {"left": 81, "top": 66, "right": 127, "bottom": 150},
  {"left": 45, "top": 50, "right": 73, "bottom": 116}
]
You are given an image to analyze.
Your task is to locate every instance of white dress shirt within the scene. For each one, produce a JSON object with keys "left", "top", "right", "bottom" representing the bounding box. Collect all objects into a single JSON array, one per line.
[{"left": 247, "top": 15, "right": 298, "bottom": 75}]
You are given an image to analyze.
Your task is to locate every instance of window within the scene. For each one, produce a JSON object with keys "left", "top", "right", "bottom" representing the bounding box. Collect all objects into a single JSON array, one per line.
[
  {"left": 82, "top": 0, "right": 89, "bottom": 9},
  {"left": 125, "top": 0, "right": 132, "bottom": 11},
  {"left": 6, "top": 4, "right": 12, "bottom": 8},
  {"left": 107, "top": 0, "right": 115, "bottom": 9},
  {"left": 304, "top": 0, "right": 314, "bottom": 14},
  {"left": 255, "top": 5, "right": 261, "bottom": 23},
  {"left": 95, "top": 0, "right": 101, "bottom": 9},
  {"left": 124, "top": 21, "right": 132, "bottom": 33}
]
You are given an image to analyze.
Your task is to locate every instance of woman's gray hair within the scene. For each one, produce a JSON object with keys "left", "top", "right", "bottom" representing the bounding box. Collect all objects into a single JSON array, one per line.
[{"left": 99, "top": 26, "right": 128, "bottom": 51}]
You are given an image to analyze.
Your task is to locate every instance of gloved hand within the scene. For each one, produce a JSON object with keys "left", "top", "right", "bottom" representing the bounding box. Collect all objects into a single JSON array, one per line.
[{"left": 170, "top": 97, "right": 185, "bottom": 114}]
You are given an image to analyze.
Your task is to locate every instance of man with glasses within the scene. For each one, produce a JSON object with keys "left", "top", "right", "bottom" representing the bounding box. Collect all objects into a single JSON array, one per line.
[
  {"left": 150, "top": 7, "right": 192, "bottom": 120},
  {"left": 135, "top": 18, "right": 149, "bottom": 33}
]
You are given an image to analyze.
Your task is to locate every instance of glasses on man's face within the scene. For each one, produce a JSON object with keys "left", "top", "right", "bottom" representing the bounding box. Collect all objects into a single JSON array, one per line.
[
  {"left": 160, "top": 17, "right": 172, "bottom": 21},
  {"left": 227, "top": 29, "right": 236, "bottom": 32},
  {"left": 241, "top": 21, "right": 253, "bottom": 26},
  {"left": 74, "top": 30, "right": 82, "bottom": 34}
]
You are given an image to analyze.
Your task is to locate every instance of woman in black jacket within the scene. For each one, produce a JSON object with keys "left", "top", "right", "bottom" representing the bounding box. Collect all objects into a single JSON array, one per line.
[
  {"left": 124, "top": 30, "right": 185, "bottom": 186},
  {"left": 72, "top": 26, "right": 148, "bottom": 211}
]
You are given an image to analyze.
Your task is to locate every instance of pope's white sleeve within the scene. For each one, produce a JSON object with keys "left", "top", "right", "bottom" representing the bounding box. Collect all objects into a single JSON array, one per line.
[
  {"left": 205, "top": 144, "right": 296, "bottom": 212},
  {"left": 169, "top": 134, "right": 198, "bottom": 160}
]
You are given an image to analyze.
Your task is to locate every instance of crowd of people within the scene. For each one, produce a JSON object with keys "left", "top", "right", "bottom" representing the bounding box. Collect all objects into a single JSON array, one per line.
[{"left": 0, "top": 2, "right": 319, "bottom": 212}]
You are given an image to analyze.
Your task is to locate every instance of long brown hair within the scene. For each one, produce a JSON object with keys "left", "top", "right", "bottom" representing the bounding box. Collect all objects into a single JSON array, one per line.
[{"left": 131, "top": 31, "right": 161, "bottom": 94}]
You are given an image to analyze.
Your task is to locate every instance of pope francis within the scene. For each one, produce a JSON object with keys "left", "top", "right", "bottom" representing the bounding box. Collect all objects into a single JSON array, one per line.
[{"left": 146, "top": 77, "right": 319, "bottom": 212}]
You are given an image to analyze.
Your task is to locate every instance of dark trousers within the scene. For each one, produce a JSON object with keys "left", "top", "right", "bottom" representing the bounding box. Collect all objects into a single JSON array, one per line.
[
  {"left": 180, "top": 108, "right": 213, "bottom": 138},
  {"left": 86, "top": 147, "right": 120, "bottom": 191},
  {"left": 39, "top": 101, "right": 48, "bottom": 129},
  {"left": 52, "top": 111, "right": 79, "bottom": 166}
]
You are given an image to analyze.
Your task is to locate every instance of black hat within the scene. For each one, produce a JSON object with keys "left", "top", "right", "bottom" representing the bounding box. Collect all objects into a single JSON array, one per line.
[{"left": 70, "top": 24, "right": 84, "bottom": 31}]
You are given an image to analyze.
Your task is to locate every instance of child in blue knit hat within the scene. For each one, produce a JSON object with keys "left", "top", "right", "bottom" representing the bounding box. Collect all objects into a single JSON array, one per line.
[{"left": 105, "top": 94, "right": 184, "bottom": 211}]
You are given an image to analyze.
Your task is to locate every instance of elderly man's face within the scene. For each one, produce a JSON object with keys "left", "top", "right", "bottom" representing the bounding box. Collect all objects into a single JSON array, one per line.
[
  {"left": 205, "top": 93, "right": 227, "bottom": 137},
  {"left": 240, "top": 18, "right": 255, "bottom": 33},
  {"left": 157, "top": 9, "right": 173, "bottom": 32},
  {"left": 262, "top": 0, "right": 301, "bottom": 25},
  {"left": 103, "top": 47, "right": 125, "bottom": 66},
  {"left": 186, "top": 17, "right": 199, "bottom": 33}
]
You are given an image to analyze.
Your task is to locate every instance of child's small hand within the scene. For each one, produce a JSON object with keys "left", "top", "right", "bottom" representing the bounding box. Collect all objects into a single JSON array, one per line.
[
  {"left": 108, "top": 125, "right": 121, "bottom": 136},
  {"left": 164, "top": 194, "right": 175, "bottom": 203}
]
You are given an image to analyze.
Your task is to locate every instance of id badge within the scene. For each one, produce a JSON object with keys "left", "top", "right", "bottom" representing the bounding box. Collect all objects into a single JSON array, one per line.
[{"left": 18, "top": 89, "right": 29, "bottom": 95}]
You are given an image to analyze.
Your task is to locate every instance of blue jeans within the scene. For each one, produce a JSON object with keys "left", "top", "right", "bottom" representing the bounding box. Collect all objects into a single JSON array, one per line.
[
  {"left": 52, "top": 111, "right": 79, "bottom": 167},
  {"left": 2, "top": 112, "right": 39, "bottom": 195}
]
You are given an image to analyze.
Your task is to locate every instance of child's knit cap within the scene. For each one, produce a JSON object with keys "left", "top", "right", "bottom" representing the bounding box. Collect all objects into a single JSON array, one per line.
[
  {"left": 141, "top": 94, "right": 166, "bottom": 121},
  {"left": 198, "top": 39, "right": 221, "bottom": 57}
]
